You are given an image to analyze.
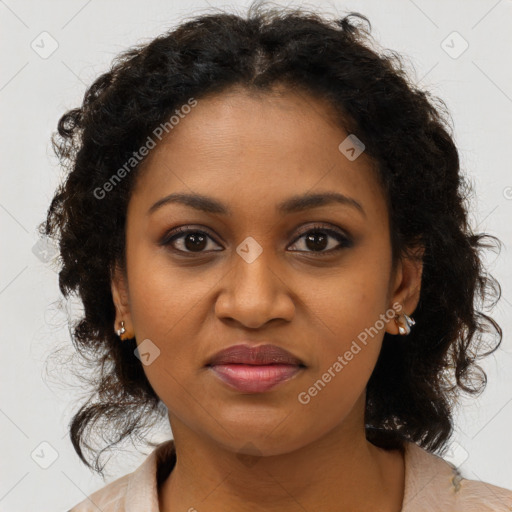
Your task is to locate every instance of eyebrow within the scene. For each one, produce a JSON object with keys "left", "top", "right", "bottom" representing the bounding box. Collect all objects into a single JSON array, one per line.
[{"left": 147, "top": 191, "right": 366, "bottom": 218}]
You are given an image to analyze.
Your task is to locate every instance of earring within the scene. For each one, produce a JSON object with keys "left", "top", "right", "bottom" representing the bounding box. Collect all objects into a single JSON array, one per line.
[
  {"left": 116, "top": 320, "right": 126, "bottom": 339},
  {"left": 395, "top": 310, "right": 415, "bottom": 335}
]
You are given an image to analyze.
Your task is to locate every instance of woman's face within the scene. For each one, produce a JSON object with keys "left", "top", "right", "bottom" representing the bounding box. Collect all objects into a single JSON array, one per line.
[{"left": 112, "top": 85, "right": 422, "bottom": 456}]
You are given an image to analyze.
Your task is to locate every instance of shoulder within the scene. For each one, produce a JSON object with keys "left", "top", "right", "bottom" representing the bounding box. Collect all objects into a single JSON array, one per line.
[
  {"left": 402, "top": 441, "right": 512, "bottom": 512},
  {"left": 67, "top": 472, "right": 130, "bottom": 512},
  {"left": 66, "top": 439, "right": 176, "bottom": 512}
]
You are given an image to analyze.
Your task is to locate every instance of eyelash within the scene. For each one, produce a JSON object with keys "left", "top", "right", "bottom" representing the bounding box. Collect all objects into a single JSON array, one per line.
[{"left": 160, "top": 223, "right": 353, "bottom": 256}]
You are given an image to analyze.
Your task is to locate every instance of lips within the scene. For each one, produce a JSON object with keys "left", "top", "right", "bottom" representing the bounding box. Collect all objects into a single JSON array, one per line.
[
  {"left": 206, "top": 343, "right": 306, "bottom": 393},
  {"left": 206, "top": 343, "right": 305, "bottom": 366}
]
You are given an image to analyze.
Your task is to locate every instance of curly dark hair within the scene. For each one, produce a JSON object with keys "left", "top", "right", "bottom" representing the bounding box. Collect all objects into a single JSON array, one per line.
[{"left": 40, "top": 1, "right": 503, "bottom": 477}]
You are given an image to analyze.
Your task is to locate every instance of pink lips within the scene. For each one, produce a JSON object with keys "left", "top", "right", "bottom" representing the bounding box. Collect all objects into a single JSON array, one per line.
[{"left": 206, "top": 343, "right": 305, "bottom": 393}]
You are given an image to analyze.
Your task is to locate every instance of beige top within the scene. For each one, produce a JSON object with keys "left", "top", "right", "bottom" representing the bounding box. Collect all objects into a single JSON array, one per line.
[{"left": 68, "top": 439, "right": 512, "bottom": 511}]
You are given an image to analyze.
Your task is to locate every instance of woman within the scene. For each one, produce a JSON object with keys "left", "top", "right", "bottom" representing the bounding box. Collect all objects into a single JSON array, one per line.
[{"left": 43, "top": 3, "right": 512, "bottom": 511}]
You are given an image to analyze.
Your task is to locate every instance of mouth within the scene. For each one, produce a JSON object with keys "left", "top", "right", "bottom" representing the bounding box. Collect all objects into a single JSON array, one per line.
[{"left": 206, "top": 343, "right": 306, "bottom": 393}]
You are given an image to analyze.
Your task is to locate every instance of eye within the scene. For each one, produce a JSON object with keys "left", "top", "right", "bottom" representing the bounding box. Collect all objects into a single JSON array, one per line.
[
  {"left": 160, "top": 226, "right": 223, "bottom": 254},
  {"left": 288, "top": 224, "right": 353, "bottom": 255}
]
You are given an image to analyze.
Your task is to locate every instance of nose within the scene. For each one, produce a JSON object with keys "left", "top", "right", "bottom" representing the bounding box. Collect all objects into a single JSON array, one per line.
[{"left": 214, "top": 247, "right": 295, "bottom": 329}]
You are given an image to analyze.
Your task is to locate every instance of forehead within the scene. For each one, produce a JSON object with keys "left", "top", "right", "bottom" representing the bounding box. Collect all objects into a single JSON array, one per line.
[{"left": 130, "top": 86, "right": 387, "bottom": 224}]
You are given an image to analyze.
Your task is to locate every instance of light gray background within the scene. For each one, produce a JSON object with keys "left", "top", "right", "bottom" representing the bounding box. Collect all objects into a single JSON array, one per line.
[{"left": 1, "top": 0, "right": 511, "bottom": 510}]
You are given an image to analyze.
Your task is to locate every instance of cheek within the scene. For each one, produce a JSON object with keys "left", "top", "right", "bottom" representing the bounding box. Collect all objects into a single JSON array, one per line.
[
  {"left": 300, "top": 258, "right": 390, "bottom": 397},
  {"left": 307, "top": 260, "right": 390, "bottom": 348},
  {"left": 124, "top": 249, "right": 211, "bottom": 392},
  {"left": 126, "top": 245, "right": 211, "bottom": 339},
  {"left": 297, "top": 295, "right": 384, "bottom": 429}
]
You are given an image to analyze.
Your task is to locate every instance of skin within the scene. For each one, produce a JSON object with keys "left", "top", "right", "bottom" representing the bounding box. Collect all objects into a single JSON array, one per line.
[{"left": 111, "top": 84, "right": 423, "bottom": 512}]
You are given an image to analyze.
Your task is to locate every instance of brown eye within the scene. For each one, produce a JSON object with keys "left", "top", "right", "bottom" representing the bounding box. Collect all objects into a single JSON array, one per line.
[
  {"left": 288, "top": 225, "right": 353, "bottom": 255},
  {"left": 161, "top": 227, "right": 222, "bottom": 254}
]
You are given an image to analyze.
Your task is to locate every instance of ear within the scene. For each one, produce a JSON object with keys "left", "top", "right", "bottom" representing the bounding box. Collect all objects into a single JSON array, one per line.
[
  {"left": 385, "top": 245, "right": 424, "bottom": 335},
  {"left": 111, "top": 263, "right": 133, "bottom": 338}
]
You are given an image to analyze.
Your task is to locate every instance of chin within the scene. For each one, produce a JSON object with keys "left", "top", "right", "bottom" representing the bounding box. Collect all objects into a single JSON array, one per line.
[{"left": 206, "top": 422, "right": 313, "bottom": 458}]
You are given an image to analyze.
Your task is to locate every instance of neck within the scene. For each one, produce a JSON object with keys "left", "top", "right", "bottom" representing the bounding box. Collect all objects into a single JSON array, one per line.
[{"left": 159, "top": 418, "right": 405, "bottom": 512}]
